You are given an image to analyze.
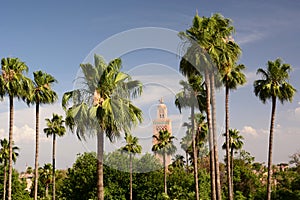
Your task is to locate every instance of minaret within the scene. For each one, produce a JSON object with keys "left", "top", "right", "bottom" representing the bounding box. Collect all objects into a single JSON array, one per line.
[{"left": 152, "top": 97, "right": 172, "bottom": 166}]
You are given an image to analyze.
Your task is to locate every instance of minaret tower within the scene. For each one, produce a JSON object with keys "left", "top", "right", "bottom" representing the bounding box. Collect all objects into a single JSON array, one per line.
[{"left": 152, "top": 97, "right": 172, "bottom": 166}]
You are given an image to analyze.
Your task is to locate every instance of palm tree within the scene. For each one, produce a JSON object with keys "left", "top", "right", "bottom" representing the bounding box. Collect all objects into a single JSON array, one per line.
[
  {"left": 175, "top": 78, "right": 205, "bottom": 200},
  {"left": 179, "top": 13, "right": 237, "bottom": 200},
  {"left": 222, "top": 129, "right": 244, "bottom": 188},
  {"left": 180, "top": 132, "right": 192, "bottom": 169},
  {"left": 27, "top": 70, "right": 57, "bottom": 200},
  {"left": 62, "top": 54, "right": 143, "bottom": 200},
  {"left": 172, "top": 154, "right": 185, "bottom": 168},
  {"left": 39, "top": 163, "right": 52, "bottom": 198},
  {"left": 152, "top": 129, "right": 176, "bottom": 196},
  {"left": 253, "top": 58, "right": 296, "bottom": 200},
  {"left": 0, "top": 57, "right": 32, "bottom": 200},
  {"left": 44, "top": 113, "right": 66, "bottom": 200},
  {"left": 0, "top": 138, "right": 19, "bottom": 200},
  {"left": 120, "top": 132, "right": 142, "bottom": 200},
  {"left": 219, "top": 39, "right": 246, "bottom": 199}
]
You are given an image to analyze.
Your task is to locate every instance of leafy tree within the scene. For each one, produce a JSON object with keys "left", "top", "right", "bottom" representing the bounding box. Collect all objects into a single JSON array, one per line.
[
  {"left": 0, "top": 166, "right": 32, "bottom": 200},
  {"left": 120, "top": 133, "right": 142, "bottom": 200},
  {"left": 26, "top": 70, "right": 57, "bottom": 200},
  {"left": 232, "top": 151, "right": 262, "bottom": 199},
  {"left": 62, "top": 54, "right": 143, "bottom": 200},
  {"left": 152, "top": 129, "right": 176, "bottom": 196},
  {"left": 254, "top": 58, "right": 296, "bottom": 200},
  {"left": 289, "top": 151, "right": 300, "bottom": 170},
  {"left": 53, "top": 169, "right": 67, "bottom": 199},
  {"left": 60, "top": 152, "right": 97, "bottom": 200},
  {"left": 44, "top": 113, "right": 66, "bottom": 200},
  {"left": 0, "top": 57, "right": 32, "bottom": 200},
  {"left": 0, "top": 138, "right": 19, "bottom": 200},
  {"left": 168, "top": 167, "right": 195, "bottom": 199}
]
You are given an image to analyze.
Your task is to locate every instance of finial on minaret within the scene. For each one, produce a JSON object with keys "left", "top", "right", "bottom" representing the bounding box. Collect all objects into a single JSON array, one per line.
[
  {"left": 196, "top": 9, "right": 198, "bottom": 16},
  {"left": 159, "top": 97, "right": 164, "bottom": 104}
]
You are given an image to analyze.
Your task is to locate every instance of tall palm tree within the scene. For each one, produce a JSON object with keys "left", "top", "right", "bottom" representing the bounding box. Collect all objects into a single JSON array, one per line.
[
  {"left": 0, "top": 57, "right": 32, "bottom": 200},
  {"left": 175, "top": 78, "right": 205, "bottom": 200},
  {"left": 219, "top": 39, "right": 246, "bottom": 200},
  {"left": 120, "top": 132, "right": 142, "bottom": 200},
  {"left": 27, "top": 70, "right": 57, "bottom": 200},
  {"left": 62, "top": 54, "right": 143, "bottom": 200},
  {"left": 253, "top": 58, "right": 296, "bottom": 200},
  {"left": 44, "top": 113, "right": 66, "bottom": 200},
  {"left": 179, "top": 13, "right": 235, "bottom": 200},
  {"left": 0, "top": 138, "right": 19, "bottom": 200},
  {"left": 152, "top": 129, "right": 176, "bottom": 196},
  {"left": 39, "top": 163, "right": 52, "bottom": 198}
]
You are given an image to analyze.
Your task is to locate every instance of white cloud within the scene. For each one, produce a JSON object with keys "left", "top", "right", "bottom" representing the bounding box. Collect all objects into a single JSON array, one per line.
[
  {"left": 241, "top": 126, "right": 258, "bottom": 137},
  {"left": 0, "top": 129, "right": 5, "bottom": 138},
  {"left": 295, "top": 107, "right": 300, "bottom": 119},
  {"left": 243, "top": 71, "right": 256, "bottom": 87},
  {"left": 13, "top": 125, "right": 50, "bottom": 144},
  {"left": 236, "top": 30, "right": 265, "bottom": 45}
]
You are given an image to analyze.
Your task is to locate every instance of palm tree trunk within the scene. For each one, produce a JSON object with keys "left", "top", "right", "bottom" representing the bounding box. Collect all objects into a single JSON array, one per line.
[
  {"left": 230, "top": 147, "right": 234, "bottom": 191},
  {"left": 97, "top": 129, "right": 104, "bottom": 200},
  {"left": 163, "top": 151, "right": 167, "bottom": 195},
  {"left": 52, "top": 133, "right": 56, "bottom": 200},
  {"left": 267, "top": 96, "right": 276, "bottom": 200},
  {"left": 8, "top": 95, "right": 13, "bottom": 200},
  {"left": 191, "top": 105, "right": 199, "bottom": 200},
  {"left": 130, "top": 153, "right": 133, "bottom": 200},
  {"left": 3, "top": 161, "right": 7, "bottom": 200},
  {"left": 186, "top": 151, "right": 189, "bottom": 170},
  {"left": 205, "top": 70, "right": 216, "bottom": 200},
  {"left": 46, "top": 183, "right": 49, "bottom": 197},
  {"left": 225, "top": 86, "right": 233, "bottom": 200},
  {"left": 210, "top": 74, "right": 222, "bottom": 200},
  {"left": 34, "top": 102, "right": 39, "bottom": 200}
]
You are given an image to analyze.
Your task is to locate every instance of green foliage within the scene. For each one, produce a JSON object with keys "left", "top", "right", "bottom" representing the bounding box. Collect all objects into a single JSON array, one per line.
[
  {"left": 0, "top": 166, "right": 31, "bottom": 200},
  {"left": 233, "top": 151, "right": 263, "bottom": 199},
  {"left": 59, "top": 152, "right": 97, "bottom": 200},
  {"left": 168, "top": 167, "right": 194, "bottom": 199}
]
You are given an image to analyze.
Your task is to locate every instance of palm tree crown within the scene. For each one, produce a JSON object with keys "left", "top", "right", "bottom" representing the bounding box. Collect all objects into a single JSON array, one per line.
[
  {"left": 0, "top": 138, "right": 19, "bottom": 164},
  {"left": 28, "top": 70, "right": 57, "bottom": 104},
  {"left": 121, "top": 132, "right": 142, "bottom": 155},
  {"left": 0, "top": 57, "right": 32, "bottom": 99},
  {"left": 254, "top": 58, "right": 296, "bottom": 104},
  {"left": 63, "top": 54, "right": 143, "bottom": 140},
  {"left": 152, "top": 130, "right": 176, "bottom": 156},
  {"left": 44, "top": 114, "right": 66, "bottom": 138}
]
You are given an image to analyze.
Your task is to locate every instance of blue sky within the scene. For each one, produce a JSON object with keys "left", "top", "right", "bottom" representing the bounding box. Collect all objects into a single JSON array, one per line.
[{"left": 1, "top": 0, "right": 300, "bottom": 171}]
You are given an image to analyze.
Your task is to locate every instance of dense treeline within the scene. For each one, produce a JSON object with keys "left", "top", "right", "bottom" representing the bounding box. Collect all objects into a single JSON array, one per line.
[{"left": 2, "top": 150, "right": 300, "bottom": 199}]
